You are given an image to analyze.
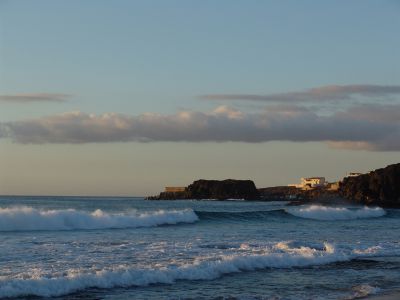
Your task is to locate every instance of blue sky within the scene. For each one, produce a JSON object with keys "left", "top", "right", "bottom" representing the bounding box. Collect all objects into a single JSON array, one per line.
[{"left": 0, "top": 0, "right": 399, "bottom": 195}]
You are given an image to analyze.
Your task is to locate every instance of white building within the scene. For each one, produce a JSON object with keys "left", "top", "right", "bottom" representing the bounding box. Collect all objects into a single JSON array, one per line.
[
  {"left": 346, "top": 172, "right": 362, "bottom": 177},
  {"left": 301, "top": 177, "right": 325, "bottom": 188},
  {"left": 289, "top": 177, "right": 326, "bottom": 190}
]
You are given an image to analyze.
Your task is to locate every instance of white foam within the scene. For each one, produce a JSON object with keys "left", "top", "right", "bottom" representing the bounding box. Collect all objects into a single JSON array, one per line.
[
  {"left": 0, "top": 206, "right": 198, "bottom": 231},
  {"left": 286, "top": 205, "right": 386, "bottom": 221},
  {"left": 0, "top": 242, "right": 373, "bottom": 298},
  {"left": 347, "top": 284, "right": 381, "bottom": 299}
]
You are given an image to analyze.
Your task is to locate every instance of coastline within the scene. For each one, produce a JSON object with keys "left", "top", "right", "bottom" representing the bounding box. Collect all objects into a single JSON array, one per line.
[{"left": 148, "top": 163, "right": 400, "bottom": 208}]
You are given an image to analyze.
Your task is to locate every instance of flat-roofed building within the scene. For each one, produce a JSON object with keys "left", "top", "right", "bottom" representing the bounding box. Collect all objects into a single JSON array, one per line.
[
  {"left": 164, "top": 187, "right": 186, "bottom": 193},
  {"left": 346, "top": 172, "right": 362, "bottom": 177},
  {"left": 288, "top": 177, "right": 326, "bottom": 190},
  {"left": 301, "top": 177, "right": 325, "bottom": 188}
]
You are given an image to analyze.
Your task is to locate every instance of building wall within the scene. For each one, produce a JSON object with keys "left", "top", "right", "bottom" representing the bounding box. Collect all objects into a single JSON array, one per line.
[
  {"left": 165, "top": 187, "right": 186, "bottom": 193},
  {"left": 288, "top": 184, "right": 303, "bottom": 188},
  {"left": 301, "top": 177, "right": 325, "bottom": 187},
  {"left": 288, "top": 177, "right": 326, "bottom": 190},
  {"left": 346, "top": 172, "right": 362, "bottom": 177},
  {"left": 327, "top": 182, "right": 340, "bottom": 191}
]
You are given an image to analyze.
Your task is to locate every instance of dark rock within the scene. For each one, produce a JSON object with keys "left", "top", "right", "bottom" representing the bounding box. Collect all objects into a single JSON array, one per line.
[
  {"left": 147, "top": 179, "right": 260, "bottom": 200},
  {"left": 289, "top": 188, "right": 351, "bottom": 206},
  {"left": 146, "top": 191, "right": 187, "bottom": 200},
  {"left": 258, "top": 186, "right": 300, "bottom": 200},
  {"left": 258, "top": 185, "right": 347, "bottom": 205},
  {"left": 339, "top": 163, "right": 400, "bottom": 207},
  {"left": 186, "top": 179, "right": 260, "bottom": 200}
]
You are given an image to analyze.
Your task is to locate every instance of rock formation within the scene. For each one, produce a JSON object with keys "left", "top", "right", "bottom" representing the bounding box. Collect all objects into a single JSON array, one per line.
[
  {"left": 186, "top": 179, "right": 260, "bottom": 200},
  {"left": 258, "top": 186, "right": 299, "bottom": 200},
  {"left": 339, "top": 163, "right": 400, "bottom": 207},
  {"left": 147, "top": 163, "right": 400, "bottom": 206},
  {"left": 147, "top": 179, "right": 260, "bottom": 200}
]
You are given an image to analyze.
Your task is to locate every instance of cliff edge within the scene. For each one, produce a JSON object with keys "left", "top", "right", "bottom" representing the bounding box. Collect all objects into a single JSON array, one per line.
[{"left": 339, "top": 163, "right": 400, "bottom": 207}]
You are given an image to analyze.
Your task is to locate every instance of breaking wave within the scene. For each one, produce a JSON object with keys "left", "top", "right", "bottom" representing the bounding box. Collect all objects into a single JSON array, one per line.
[
  {"left": 0, "top": 241, "right": 381, "bottom": 298},
  {"left": 0, "top": 207, "right": 198, "bottom": 231},
  {"left": 285, "top": 205, "right": 386, "bottom": 221},
  {"left": 196, "top": 206, "right": 387, "bottom": 222}
]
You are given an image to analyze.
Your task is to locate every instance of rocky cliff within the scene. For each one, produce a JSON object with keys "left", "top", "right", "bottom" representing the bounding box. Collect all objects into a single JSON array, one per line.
[
  {"left": 147, "top": 179, "right": 260, "bottom": 200},
  {"left": 339, "top": 163, "right": 400, "bottom": 207},
  {"left": 258, "top": 185, "right": 347, "bottom": 205},
  {"left": 258, "top": 186, "right": 299, "bottom": 200},
  {"left": 186, "top": 179, "right": 260, "bottom": 200}
]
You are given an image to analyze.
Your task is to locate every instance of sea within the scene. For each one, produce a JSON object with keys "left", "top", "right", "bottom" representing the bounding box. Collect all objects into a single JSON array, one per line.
[{"left": 1, "top": 196, "right": 400, "bottom": 300}]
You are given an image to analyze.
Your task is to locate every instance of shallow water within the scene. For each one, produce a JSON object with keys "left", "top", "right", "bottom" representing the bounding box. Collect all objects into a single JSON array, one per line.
[{"left": 0, "top": 196, "right": 399, "bottom": 299}]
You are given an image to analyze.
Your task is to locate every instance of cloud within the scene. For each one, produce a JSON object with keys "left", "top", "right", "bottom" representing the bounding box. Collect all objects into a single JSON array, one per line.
[
  {"left": 0, "top": 93, "right": 70, "bottom": 103},
  {"left": 336, "top": 103, "right": 400, "bottom": 122},
  {"left": 2, "top": 104, "right": 400, "bottom": 151},
  {"left": 200, "top": 84, "right": 400, "bottom": 102}
]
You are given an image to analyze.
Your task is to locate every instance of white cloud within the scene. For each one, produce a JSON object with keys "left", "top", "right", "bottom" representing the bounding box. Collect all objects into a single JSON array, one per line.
[
  {"left": 2, "top": 104, "right": 400, "bottom": 151},
  {"left": 0, "top": 93, "right": 70, "bottom": 103}
]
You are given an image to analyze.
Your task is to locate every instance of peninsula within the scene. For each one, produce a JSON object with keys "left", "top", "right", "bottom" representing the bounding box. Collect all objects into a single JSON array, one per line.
[{"left": 147, "top": 163, "right": 400, "bottom": 207}]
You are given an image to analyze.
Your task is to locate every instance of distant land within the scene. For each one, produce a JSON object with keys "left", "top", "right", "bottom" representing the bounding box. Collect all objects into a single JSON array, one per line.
[{"left": 147, "top": 163, "right": 400, "bottom": 208}]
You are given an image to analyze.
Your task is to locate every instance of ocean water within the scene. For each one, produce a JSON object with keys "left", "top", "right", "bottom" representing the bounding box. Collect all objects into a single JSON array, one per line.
[{"left": 1, "top": 197, "right": 400, "bottom": 300}]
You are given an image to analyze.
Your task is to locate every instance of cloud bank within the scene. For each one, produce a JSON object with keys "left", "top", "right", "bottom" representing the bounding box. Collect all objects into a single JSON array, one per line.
[
  {"left": 0, "top": 93, "right": 70, "bottom": 103},
  {"left": 201, "top": 84, "right": 400, "bottom": 102},
  {"left": 1, "top": 104, "right": 400, "bottom": 151}
]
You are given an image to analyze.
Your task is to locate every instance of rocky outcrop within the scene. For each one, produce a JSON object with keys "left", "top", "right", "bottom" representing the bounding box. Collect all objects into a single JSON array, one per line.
[
  {"left": 258, "top": 186, "right": 300, "bottom": 200},
  {"left": 258, "top": 186, "right": 346, "bottom": 205},
  {"left": 148, "top": 191, "right": 187, "bottom": 200},
  {"left": 147, "top": 163, "right": 400, "bottom": 205},
  {"left": 186, "top": 179, "right": 260, "bottom": 200},
  {"left": 147, "top": 179, "right": 260, "bottom": 200},
  {"left": 339, "top": 163, "right": 400, "bottom": 207}
]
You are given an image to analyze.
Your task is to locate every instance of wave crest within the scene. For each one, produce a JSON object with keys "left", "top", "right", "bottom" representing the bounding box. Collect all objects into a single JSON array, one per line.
[
  {"left": 0, "top": 206, "right": 198, "bottom": 231},
  {"left": 285, "top": 205, "right": 386, "bottom": 221},
  {"left": 0, "top": 241, "right": 354, "bottom": 298}
]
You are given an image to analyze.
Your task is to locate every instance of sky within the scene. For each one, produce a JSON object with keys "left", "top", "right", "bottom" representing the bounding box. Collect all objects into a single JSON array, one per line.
[{"left": 0, "top": 0, "right": 399, "bottom": 196}]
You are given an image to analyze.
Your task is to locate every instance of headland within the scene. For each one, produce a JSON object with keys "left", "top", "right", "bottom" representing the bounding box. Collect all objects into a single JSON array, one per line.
[{"left": 147, "top": 163, "right": 400, "bottom": 208}]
